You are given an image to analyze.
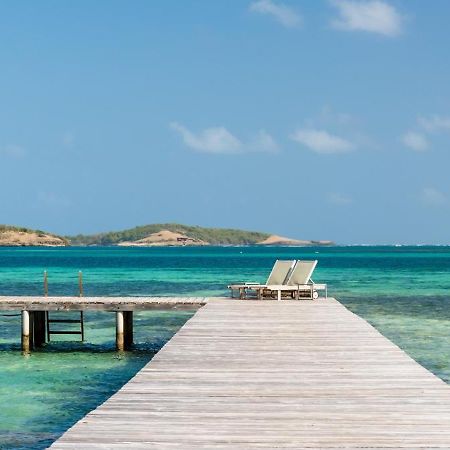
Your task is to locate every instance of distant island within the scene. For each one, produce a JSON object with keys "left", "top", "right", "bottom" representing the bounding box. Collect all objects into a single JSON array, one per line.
[
  {"left": 0, "top": 225, "right": 68, "bottom": 247},
  {"left": 68, "top": 224, "right": 334, "bottom": 247},
  {"left": 0, "top": 223, "right": 334, "bottom": 247}
]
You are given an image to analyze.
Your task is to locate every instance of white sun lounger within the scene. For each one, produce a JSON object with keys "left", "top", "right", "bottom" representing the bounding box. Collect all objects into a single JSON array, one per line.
[
  {"left": 228, "top": 260, "right": 295, "bottom": 299},
  {"left": 264, "top": 260, "right": 326, "bottom": 301}
]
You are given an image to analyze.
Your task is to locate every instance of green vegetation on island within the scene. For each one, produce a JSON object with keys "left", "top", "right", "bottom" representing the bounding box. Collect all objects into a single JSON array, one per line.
[
  {"left": 68, "top": 224, "right": 272, "bottom": 246},
  {"left": 1, "top": 225, "right": 47, "bottom": 234}
]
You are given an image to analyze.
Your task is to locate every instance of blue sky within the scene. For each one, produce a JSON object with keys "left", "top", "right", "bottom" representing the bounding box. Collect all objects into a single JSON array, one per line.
[{"left": 1, "top": 0, "right": 450, "bottom": 244}]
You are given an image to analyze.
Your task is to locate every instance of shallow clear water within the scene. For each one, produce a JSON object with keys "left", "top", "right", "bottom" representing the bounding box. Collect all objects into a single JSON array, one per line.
[
  {"left": 0, "top": 246, "right": 449, "bottom": 449},
  {"left": 0, "top": 310, "right": 194, "bottom": 450}
]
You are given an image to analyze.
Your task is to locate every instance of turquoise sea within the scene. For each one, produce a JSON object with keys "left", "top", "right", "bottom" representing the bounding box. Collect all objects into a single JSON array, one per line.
[{"left": 0, "top": 246, "right": 449, "bottom": 449}]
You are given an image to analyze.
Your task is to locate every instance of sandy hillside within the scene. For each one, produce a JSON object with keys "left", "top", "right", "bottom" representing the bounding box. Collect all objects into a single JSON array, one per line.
[
  {"left": 257, "top": 234, "right": 313, "bottom": 246},
  {"left": 0, "top": 230, "right": 67, "bottom": 247},
  {"left": 118, "top": 229, "right": 209, "bottom": 247}
]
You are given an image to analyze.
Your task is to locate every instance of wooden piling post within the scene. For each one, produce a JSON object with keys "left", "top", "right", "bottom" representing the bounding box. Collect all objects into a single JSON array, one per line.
[
  {"left": 78, "top": 271, "right": 83, "bottom": 297},
  {"left": 116, "top": 311, "right": 125, "bottom": 351},
  {"left": 116, "top": 310, "right": 133, "bottom": 351},
  {"left": 124, "top": 311, "right": 133, "bottom": 349},
  {"left": 33, "top": 311, "right": 46, "bottom": 347},
  {"left": 44, "top": 270, "right": 50, "bottom": 341},
  {"left": 44, "top": 270, "right": 48, "bottom": 296},
  {"left": 79, "top": 271, "right": 85, "bottom": 341},
  {"left": 22, "top": 310, "right": 32, "bottom": 353}
]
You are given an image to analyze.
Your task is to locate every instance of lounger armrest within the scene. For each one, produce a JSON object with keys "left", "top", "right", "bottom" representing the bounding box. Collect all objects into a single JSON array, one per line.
[{"left": 228, "top": 284, "right": 266, "bottom": 289}]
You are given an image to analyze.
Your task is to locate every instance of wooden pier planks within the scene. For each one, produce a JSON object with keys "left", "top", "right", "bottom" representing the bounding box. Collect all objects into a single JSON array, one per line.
[
  {"left": 0, "top": 296, "right": 208, "bottom": 351},
  {"left": 0, "top": 296, "right": 207, "bottom": 311},
  {"left": 50, "top": 298, "right": 450, "bottom": 449}
]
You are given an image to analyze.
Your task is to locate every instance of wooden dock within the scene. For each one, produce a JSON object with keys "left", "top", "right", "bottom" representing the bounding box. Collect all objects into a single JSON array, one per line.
[
  {"left": 0, "top": 296, "right": 207, "bottom": 311},
  {"left": 0, "top": 296, "right": 207, "bottom": 352},
  {"left": 48, "top": 298, "right": 450, "bottom": 449}
]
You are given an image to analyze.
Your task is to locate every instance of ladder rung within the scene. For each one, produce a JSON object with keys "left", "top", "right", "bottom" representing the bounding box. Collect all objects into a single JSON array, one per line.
[
  {"left": 48, "top": 319, "right": 82, "bottom": 323},
  {"left": 48, "top": 330, "right": 83, "bottom": 335},
  {"left": 46, "top": 308, "right": 85, "bottom": 342}
]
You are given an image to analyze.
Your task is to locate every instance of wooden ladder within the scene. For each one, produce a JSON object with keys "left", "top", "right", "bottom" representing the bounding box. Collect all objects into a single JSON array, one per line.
[{"left": 45, "top": 271, "right": 85, "bottom": 342}]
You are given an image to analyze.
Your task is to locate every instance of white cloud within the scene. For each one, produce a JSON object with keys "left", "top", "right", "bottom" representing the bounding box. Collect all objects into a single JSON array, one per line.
[
  {"left": 319, "top": 105, "right": 356, "bottom": 126},
  {"left": 401, "top": 131, "right": 429, "bottom": 152},
  {"left": 420, "top": 187, "right": 447, "bottom": 207},
  {"left": 290, "top": 128, "right": 354, "bottom": 154},
  {"left": 250, "top": 129, "right": 279, "bottom": 152},
  {"left": 170, "top": 122, "right": 242, "bottom": 154},
  {"left": 330, "top": 0, "right": 403, "bottom": 37},
  {"left": 170, "top": 122, "right": 278, "bottom": 154},
  {"left": 0, "top": 144, "right": 26, "bottom": 158},
  {"left": 328, "top": 192, "right": 352, "bottom": 205},
  {"left": 249, "top": 0, "right": 302, "bottom": 28},
  {"left": 418, "top": 115, "right": 450, "bottom": 133}
]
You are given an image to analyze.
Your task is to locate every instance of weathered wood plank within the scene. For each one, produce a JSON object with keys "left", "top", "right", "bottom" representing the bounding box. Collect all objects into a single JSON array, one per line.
[
  {"left": 0, "top": 296, "right": 208, "bottom": 311},
  {"left": 49, "top": 298, "right": 450, "bottom": 449}
]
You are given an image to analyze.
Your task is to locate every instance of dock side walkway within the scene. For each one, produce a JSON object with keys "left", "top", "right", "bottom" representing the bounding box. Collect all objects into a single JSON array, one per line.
[{"left": 51, "top": 298, "right": 450, "bottom": 449}]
